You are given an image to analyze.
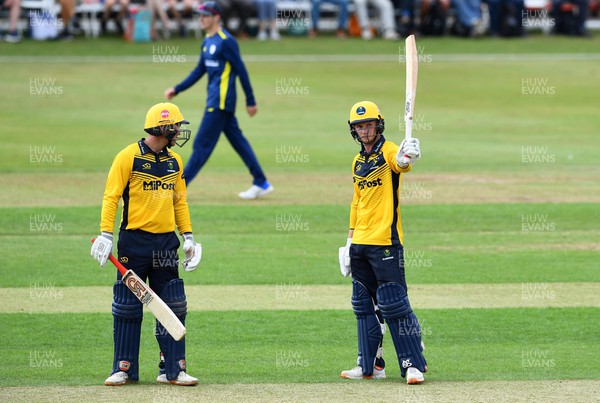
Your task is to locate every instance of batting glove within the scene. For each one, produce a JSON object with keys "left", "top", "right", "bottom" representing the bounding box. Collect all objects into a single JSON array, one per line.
[
  {"left": 182, "top": 233, "right": 202, "bottom": 272},
  {"left": 397, "top": 138, "right": 421, "bottom": 167},
  {"left": 90, "top": 232, "right": 113, "bottom": 268},
  {"left": 338, "top": 238, "right": 352, "bottom": 277}
]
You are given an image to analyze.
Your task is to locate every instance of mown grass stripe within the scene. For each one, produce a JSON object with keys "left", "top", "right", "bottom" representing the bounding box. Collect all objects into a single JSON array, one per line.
[{"left": 8, "top": 282, "right": 600, "bottom": 314}]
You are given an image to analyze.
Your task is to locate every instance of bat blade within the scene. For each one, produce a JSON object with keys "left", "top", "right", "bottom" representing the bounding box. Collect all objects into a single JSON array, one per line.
[
  {"left": 92, "top": 239, "right": 187, "bottom": 341},
  {"left": 120, "top": 265, "right": 187, "bottom": 341},
  {"left": 404, "top": 34, "right": 419, "bottom": 141}
]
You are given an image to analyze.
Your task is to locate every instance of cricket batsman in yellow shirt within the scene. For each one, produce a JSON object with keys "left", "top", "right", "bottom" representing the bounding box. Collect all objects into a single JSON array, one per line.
[
  {"left": 90, "top": 102, "right": 202, "bottom": 386},
  {"left": 339, "top": 101, "right": 427, "bottom": 384}
]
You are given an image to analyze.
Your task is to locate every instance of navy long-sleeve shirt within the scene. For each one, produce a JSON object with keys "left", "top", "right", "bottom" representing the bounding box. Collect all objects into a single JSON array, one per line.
[{"left": 174, "top": 28, "right": 256, "bottom": 113}]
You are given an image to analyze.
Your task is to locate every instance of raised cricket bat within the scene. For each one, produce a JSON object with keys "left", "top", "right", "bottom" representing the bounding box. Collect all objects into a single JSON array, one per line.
[
  {"left": 92, "top": 239, "right": 186, "bottom": 341},
  {"left": 403, "top": 35, "right": 419, "bottom": 162}
]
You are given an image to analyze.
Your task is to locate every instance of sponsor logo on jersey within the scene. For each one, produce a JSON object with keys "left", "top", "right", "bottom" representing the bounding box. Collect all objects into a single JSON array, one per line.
[
  {"left": 142, "top": 163, "right": 151, "bottom": 170},
  {"left": 143, "top": 180, "right": 175, "bottom": 191},
  {"left": 120, "top": 256, "right": 128, "bottom": 263},
  {"left": 357, "top": 178, "right": 382, "bottom": 190},
  {"left": 205, "top": 60, "right": 219, "bottom": 67}
]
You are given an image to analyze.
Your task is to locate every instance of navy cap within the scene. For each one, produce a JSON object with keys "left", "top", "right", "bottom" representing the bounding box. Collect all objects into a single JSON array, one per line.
[{"left": 196, "top": 1, "right": 222, "bottom": 15}]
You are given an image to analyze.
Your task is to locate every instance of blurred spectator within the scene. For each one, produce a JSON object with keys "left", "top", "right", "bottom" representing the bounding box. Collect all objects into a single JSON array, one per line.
[
  {"left": 165, "top": 0, "right": 195, "bottom": 37},
  {"left": 2, "top": 0, "right": 21, "bottom": 42},
  {"left": 552, "top": 0, "right": 589, "bottom": 35},
  {"left": 450, "top": 0, "right": 484, "bottom": 36},
  {"left": 255, "top": 0, "right": 279, "bottom": 39},
  {"left": 58, "top": 0, "right": 79, "bottom": 39},
  {"left": 310, "top": 0, "right": 348, "bottom": 37},
  {"left": 101, "top": 0, "right": 129, "bottom": 35},
  {"left": 484, "top": 0, "right": 523, "bottom": 36},
  {"left": 353, "top": 0, "right": 399, "bottom": 39},
  {"left": 219, "top": 0, "right": 255, "bottom": 37},
  {"left": 391, "top": 0, "right": 417, "bottom": 36},
  {"left": 419, "top": 0, "right": 449, "bottom": 35},
  {"left": 147, "top": 0, "right": 174, "bottom": 38}
]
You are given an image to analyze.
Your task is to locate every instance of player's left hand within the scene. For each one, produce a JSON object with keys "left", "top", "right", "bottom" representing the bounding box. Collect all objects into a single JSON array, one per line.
[
  {"left": 247, "top": 105, "right": 257, "bottom": 117},
  {"left": 397, "top": 138, "right": 421, "bottom": 167},
  {"left": 182, "top": 233, "right": 202, "bottom": 272}
]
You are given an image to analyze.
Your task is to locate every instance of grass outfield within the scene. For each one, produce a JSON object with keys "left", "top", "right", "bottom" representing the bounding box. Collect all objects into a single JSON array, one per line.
[{"left": 1, "top": 36, "right": 599, "bottom": 400}]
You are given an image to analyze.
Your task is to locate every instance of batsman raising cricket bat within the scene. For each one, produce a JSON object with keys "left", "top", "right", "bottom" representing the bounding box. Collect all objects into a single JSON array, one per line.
[
  {"left": 90, "top": 102, "right": 201, "bottom": 386},
  {"left": 338, "top": 35, "right": 425, "bottom": 384}
]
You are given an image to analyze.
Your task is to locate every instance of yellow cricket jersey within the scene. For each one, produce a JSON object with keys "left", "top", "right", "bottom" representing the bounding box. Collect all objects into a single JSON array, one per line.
[
  {"left": 100, "top": 139, "right": 192, "bottom": 235},
  {"left": 350, "top": 136, "right": 411, "bottom": 246}
]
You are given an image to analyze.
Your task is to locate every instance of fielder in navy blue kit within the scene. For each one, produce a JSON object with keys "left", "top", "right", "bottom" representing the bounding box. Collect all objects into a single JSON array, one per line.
[{"left": 165, "top": 1, "right": 274, "bottom": 200}]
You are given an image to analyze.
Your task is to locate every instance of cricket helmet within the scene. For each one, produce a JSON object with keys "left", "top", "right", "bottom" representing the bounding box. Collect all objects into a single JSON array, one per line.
[
  {"left": 144, "top": 102, "right": 191, "bottom": 147},
  {"left": 196, "top": 1, "right": 222, "bottom": 16},
  {"left": 348, "top": 101, "right": 385, "bottom": 142}
]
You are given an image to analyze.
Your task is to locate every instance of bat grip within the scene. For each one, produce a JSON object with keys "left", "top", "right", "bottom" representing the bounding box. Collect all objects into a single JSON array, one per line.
[
  {"left": 109, "top": 255, "right": 128, "bottom": 276},
  {"left": 405, "top": 119, "right": 413, "bottom": 141}
]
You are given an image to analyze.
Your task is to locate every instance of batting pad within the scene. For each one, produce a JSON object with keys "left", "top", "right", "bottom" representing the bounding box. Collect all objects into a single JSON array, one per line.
[
  {"left": 111, "top": 280, "right": 143, "bottom": 381},
  {"left": 156, "top": 278, "right": 187, "bottom": 380},
  {"left": 377, "top": 282, "right": 427, "bottom": 376},
  {"left": 352, "top": 280, "right": 382, "bottom": 377}
]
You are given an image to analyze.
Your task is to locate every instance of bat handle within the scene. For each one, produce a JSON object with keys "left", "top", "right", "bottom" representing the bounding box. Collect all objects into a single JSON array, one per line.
[
  {"left": 91, "top": 238, "right": 128, "bottom": 276},
  {"left": 402, "top": 120, "right": 413, "bottom": 164},
  {"left": 405, "top": 119, "right": 413, "bottom": 141}
]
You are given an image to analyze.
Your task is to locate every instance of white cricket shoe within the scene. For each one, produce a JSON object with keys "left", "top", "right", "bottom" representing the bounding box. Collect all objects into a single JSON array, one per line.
[
  {"left": 257, "top": 30, "right": 268, "bottom": 41},
  {"left": 383, "top": 30, "right": 399, "bottom": 40},
  {"left": 341, "top": 366, "right": 386, "bottom": 379},
  {"left": 239, "top": 184, "right": 274, "bottom": 200},
  {"left": 406, "top": 367, "right": 425, "bottom": 384},
  {"left": 157, "top": 371, "right": 198, "bottom": 386},
  {"left": 104, "top": 371, "right": 130, "bottom": 386}
]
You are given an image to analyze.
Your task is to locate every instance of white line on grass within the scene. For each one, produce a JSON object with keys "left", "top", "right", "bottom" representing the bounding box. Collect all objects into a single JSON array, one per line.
[{"left": 1, "top": 54, "right": 600, "bottom": 64}]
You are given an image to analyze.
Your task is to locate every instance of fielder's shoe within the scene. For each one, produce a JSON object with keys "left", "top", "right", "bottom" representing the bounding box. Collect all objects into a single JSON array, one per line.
[
  {"left": 257, "top": 30, "right": 268, "bottom": 41},
  {"left": 104, "top": 371, "right": 130, "bottom": 386},
  {"left": 157, "top": 371, "right": 198, "bottom": 386},
  {"left": 406, "top": 367, "right": 425, "bottom": 384},
  {"left": 4, "top": 31, "right": 22, "bottom": 43},
  {"left": 239, "top": 183, "right": 274, "bottom": 200},
  {"left": 341, "top": 366, "right": 386, "bottom": 380}
]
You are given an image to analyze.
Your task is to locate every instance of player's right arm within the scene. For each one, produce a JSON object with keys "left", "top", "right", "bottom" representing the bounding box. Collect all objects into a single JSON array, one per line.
[
  {"left": 173, "top": 49, "right": 207, "bottom": 95},
  {"left": 100, "top": 149, "right": 133, "bottom": 233},
  {"left": 349, "top": 156, "right": 359, "bottom": 231}
]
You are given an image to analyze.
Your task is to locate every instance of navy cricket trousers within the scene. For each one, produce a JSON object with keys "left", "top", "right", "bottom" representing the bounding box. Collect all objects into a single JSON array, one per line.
[{"left": 184, "top": 108, "right": 267, "bottom": 186}]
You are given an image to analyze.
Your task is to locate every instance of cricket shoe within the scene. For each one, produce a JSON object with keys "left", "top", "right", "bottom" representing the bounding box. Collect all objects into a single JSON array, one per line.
[
  {"left": 157, "top": 371, "right": 198, "bottom": 386},
  {"left": 104, "top": 371, "right": 131, "bottom": 386},
  {"left": 341, "top": 366, "right": 386, "bottom": 380},
  {"left": 239, "top": 183, "right": 274, "bottom": 200},
  {"left": 406, "top": 367, "right": 425, "bottom": 384}
]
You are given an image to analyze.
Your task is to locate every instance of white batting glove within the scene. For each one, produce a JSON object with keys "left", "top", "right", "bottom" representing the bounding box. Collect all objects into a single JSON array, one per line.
[
  {"left": 396, "top": 138, "right": 421, "bottom": 167},
  {"left": 90, "top": 232, "right": 113, "bottom": 268},
  {"left": 182, "top": 233, "right": 202, "bottom": 272},
  {"left": 338, "top": 238, "right": 352, "bottom": 277}
]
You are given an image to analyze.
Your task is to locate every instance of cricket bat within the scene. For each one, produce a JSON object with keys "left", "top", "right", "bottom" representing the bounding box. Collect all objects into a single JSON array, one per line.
[
  {"left": 92, "top": 239, "right": 186, "bottom": 341},
  {"left": 403, "top": 35, "right": 419, "bottom": 162}
]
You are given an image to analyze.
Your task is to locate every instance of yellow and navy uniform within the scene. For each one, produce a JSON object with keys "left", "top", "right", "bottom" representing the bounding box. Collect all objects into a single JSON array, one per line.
[
  {"left": 350, "top": 136, "right": 411, "bottom": 246},
  {"left": 101, "top": 139, "right": 192, "bottom": 235}
]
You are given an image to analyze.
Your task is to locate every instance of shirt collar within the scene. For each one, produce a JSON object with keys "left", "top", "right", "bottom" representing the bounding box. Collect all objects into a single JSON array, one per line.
[
  {"left": 138, "top": 138, "right": 171, "bottom": 157},
  {"left": 360, "top": 135, "right": 385, "bottom": 157}
]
